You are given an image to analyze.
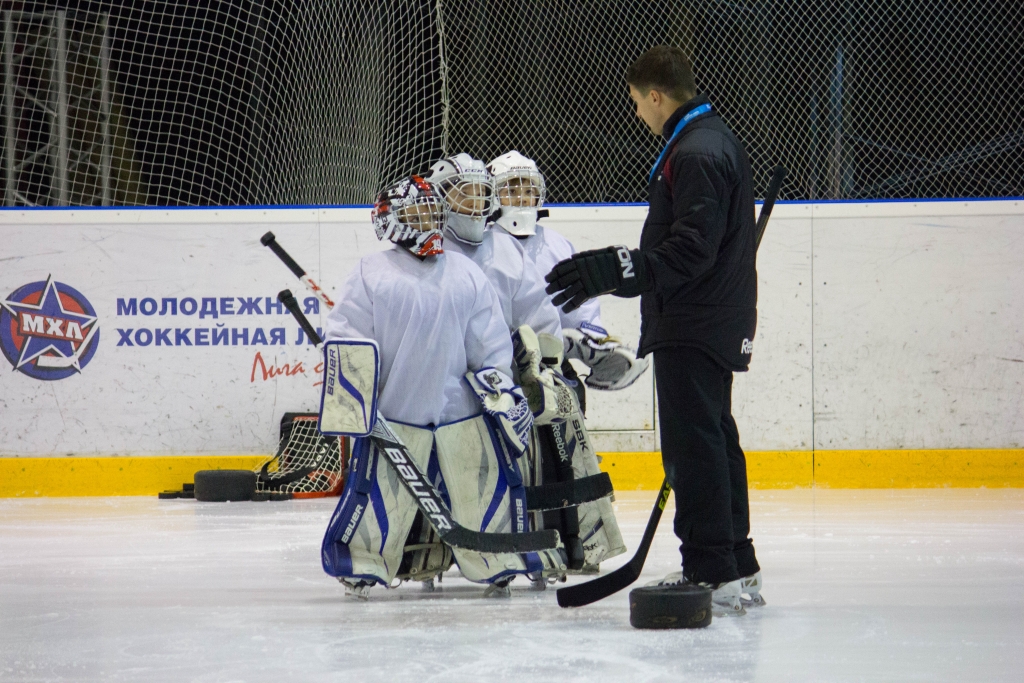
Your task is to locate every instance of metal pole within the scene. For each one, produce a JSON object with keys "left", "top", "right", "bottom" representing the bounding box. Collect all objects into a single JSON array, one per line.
[
  {"left": 829, "top": 42, "right": 843, "bottom": 200},
  {"left": 99, "top": 13, "right": 111, "bottom": 206},
  {"left": 4, "top": 11, "right": 15, "bottom": 206},
  {"left": 55, "top": 10, "right": 68, "bottom": 206}
]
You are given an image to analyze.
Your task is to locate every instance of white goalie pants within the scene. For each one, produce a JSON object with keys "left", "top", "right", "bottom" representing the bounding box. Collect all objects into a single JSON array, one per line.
[{"left": 321, "top": 415, "right": 564, "bottom": 586}]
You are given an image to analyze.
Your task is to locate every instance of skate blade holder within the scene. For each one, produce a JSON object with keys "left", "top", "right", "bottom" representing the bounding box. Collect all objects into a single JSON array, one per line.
[{"left": 629, "top": 584, "right": 713, "bottom": 629}]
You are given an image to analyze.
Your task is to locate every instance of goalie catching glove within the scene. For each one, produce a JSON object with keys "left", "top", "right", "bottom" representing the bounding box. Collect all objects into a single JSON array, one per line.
[
  {"left": 512, "top": 325, "right": 576, "bottom": 425},
  {"left": 545, "top": 245, "right": 651, "bottom": 313},
  {"left": 463, "top": 368, "right": 533, "bottom": 457},
  {"left": 563, "top": 323, "right": 649, "bottom": 391}
]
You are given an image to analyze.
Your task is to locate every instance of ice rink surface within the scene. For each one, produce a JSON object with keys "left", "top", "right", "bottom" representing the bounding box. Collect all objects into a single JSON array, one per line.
[{"left": 2, "top": 489, "right": 1022, "bottom": 683}]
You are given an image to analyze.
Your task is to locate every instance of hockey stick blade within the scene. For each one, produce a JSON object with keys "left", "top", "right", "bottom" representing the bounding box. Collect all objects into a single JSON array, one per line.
[
  {"left": 755, "top": 165, "right": 787, "bottom": 250},
  {"left": 525, "top": 472, "right": 613, "bottom": 511},
  {"left": 556, "top": 478, "right": 671, "bottom": 608},
  {"left": 278, "top": 290, "right": 560, "bottom": 555}
]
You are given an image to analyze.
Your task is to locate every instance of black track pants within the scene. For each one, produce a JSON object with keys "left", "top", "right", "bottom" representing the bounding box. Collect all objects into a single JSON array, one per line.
[{"left": 654, "top": 346, "right": 760, "bottom": 584}]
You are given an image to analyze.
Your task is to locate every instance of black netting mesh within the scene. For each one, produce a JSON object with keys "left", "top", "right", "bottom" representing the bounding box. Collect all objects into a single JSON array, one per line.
[{"left": 2, "top": 1, "right": 1020, "bottom": 206}]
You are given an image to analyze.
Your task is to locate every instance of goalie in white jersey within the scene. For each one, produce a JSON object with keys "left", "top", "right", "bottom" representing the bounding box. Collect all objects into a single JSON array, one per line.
[
  {"left": 428, "top": 153, "right": 627, "bottom": 575},
  {"left": 321, "top": 175, "right": 565, "bottom": 599},
  {"left": 488, "top": 150, "right": 650, "bottom": 397}
]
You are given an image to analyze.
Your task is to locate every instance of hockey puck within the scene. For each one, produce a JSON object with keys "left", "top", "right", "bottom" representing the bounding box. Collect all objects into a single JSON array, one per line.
[
  {"left": 193, "top": 470, "right": 257, "bottom": 502},
  {"left": 250, "top": 492, "right": 271, "bottom": 502},
  {"left": 629, "top": 584, "right": 713, "bottom": 629},
  {"left": 269, "top": 492, "right": 293, "bottom": 502},
  {"left": 158, "top": 490, "right": 181, "bottom": 500}
]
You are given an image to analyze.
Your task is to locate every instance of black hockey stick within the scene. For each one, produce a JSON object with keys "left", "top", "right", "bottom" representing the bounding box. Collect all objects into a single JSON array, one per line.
[
  {"left": 755, "top": 165, "right": 787, "bottom": 250},
  {"left": 261, "top": 231, "right": 335, "bottom": 308},
  {"left": 556, "top": 164, "right": 789, "bottom": 608},
  {"left": 262, "top": 232, "right": 611, "bottom": 511},
  {"left": 278, "top": 289, "right": 561, "bottom": 555}
]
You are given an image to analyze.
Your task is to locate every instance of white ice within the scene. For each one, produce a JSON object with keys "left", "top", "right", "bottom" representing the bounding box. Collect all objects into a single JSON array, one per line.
[{"left": 2, "top": 489, "right": 1022, "bottom": 683}]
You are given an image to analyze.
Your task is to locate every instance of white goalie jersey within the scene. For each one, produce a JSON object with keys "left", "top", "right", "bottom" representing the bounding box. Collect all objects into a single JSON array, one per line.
[
  {"left": 443, "top": 229, "right": 563, "bottom": 339},
  {"left": 505, "top": 222, "right": 603, "bottom": 331},
  {"left": 324, "top": 247, "right": 512, "bottom": 426}
]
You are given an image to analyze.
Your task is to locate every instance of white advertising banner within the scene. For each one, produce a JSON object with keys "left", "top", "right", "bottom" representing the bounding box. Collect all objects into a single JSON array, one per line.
[
  {"left": 2, "top": 200, "right": 1022, "bottom": 456},
  {"left": 1, "top": 208, "right": 382, "bottom": 456}
]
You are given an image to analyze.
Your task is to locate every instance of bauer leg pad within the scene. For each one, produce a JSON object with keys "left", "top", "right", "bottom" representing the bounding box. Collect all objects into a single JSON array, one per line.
[
  {"left": 321, "top": 422, "right": 433, "bottom": 586},
  {"left": 433, "top": 416, "right": 565, "bottom": 583}
]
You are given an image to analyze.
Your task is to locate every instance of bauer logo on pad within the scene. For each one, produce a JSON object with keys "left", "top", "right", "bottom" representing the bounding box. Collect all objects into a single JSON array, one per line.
[{"left": 318, "top": 339, "right": 380, "bottom": 437}]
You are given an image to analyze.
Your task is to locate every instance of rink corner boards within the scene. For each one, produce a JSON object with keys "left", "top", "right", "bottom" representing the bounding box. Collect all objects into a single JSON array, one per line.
[{"left": 0, "top": 449, "right": 1022, "bottom": 497}]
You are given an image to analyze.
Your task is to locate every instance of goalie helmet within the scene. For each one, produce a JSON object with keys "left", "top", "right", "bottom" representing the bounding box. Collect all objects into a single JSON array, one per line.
[
  {"left": 487, "top": 150, "right": 546, "bottom": 237},
  {"left": 371, "top": 175, "right": 448, "bottom": 257},
  {"left": 426, "top": 153, "right": 495, "bottom": 245}
]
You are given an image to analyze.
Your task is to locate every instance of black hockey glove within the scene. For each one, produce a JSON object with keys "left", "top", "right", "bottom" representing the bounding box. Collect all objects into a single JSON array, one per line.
[{"left": 545, "top": 246, "right": 649, "bottom": 312}]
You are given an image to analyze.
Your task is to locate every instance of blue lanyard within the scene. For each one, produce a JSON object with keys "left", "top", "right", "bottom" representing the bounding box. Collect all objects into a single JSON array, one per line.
[{"left": 649, "top": 103, "right": 713, "bottom": 181}]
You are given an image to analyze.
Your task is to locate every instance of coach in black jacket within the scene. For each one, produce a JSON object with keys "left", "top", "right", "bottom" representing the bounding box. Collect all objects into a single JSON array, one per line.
[{"left": 546, "top": 45, "right": 761, "bottom": 610}]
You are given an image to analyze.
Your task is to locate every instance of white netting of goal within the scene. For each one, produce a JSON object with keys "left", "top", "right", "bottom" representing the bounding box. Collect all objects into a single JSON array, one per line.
[
  {"left": 2, "top": 2, "right": 1021, "bottom": 206},
  {"left": 255, "top": 415, "right": 346, "bottom": 499}
]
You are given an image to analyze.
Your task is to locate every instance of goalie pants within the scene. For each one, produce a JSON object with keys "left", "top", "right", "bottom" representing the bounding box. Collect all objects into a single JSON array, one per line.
[{"left": 654, "top": 346, "right": 760, "bottom": 585}]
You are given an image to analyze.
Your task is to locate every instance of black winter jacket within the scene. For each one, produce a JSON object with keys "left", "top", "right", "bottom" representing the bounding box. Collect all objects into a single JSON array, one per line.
[{"left": 625, "top": 95, "right": 757, "bottom": 371}]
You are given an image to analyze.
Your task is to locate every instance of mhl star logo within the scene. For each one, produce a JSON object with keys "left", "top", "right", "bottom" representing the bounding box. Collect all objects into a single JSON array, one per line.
[{"left": 0, "top": 275, "right": 100, "bottom": 381}]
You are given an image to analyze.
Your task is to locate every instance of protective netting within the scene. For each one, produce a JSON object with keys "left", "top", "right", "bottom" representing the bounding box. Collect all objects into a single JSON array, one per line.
[
  {"left": 255, "top": 415, "right": 346, "bottom": 499},
  {"left": 2, "top": 1, "right": 1020, "bottom": 206}
]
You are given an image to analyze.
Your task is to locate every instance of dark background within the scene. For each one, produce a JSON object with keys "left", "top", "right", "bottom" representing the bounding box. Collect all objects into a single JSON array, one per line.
[{"left": 3, "top": 0, "right": 1021, "bottom": 205}]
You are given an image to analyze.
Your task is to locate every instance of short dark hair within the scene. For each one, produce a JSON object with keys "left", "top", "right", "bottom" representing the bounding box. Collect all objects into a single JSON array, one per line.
[{"left": 625, "top": 46, "right": 696, "bottom": 103}]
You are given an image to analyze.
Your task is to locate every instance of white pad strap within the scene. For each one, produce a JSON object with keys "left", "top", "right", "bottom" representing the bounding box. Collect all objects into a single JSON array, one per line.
[
  {"left": 463, "top": 368, "right": 533, "bottom": 457},
  {"left": 319, "top": 339, "right": 380, "bottom": 436}
]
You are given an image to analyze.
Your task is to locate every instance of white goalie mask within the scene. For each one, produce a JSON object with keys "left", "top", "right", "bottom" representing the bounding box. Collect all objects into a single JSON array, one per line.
[
  {"left": 371, "top": 175, "right": 448, "bottom": 258},
  {"left": 487, "top": 150, "right": 546, "bottom": 237},
  {"left": 426, "top": 153, "right": 495, "bottom": 245}
]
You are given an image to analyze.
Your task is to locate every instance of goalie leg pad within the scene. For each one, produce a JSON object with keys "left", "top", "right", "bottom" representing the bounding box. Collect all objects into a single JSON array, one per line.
[
  {"left": 561, "top": 413, "right": 627, "bottom": 567},
  {"left": 433, "top": 416, "right": 566, "bottom": 583},
  {"left": 321, "top": 422, "right": 435, "bottom": 584}
]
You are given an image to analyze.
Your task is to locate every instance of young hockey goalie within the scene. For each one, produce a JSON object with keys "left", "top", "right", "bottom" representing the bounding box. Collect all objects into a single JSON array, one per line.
[
  {"left": 488, "top": 150, "right": 650, "bottom": 397},
  {"left": 426, "top": 153, "right": 626, "bottom": 575},
  {"left": 320, "top": 175, "right": 565, "bottom": 599},
  {"left": 486, "top": 151, "right": 656, "bottom": 571}
]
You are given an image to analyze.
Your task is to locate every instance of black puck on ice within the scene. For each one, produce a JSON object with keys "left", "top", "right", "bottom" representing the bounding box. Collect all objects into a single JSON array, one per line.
[
  {"left": 193, "top": 470, "right": 257, "bottom": 502},
  {"left": 158, "top": 490, "right": 181, "bottom": 500},
  {"left": 629, "top": 584, "right": 713, "bottom": 630}
]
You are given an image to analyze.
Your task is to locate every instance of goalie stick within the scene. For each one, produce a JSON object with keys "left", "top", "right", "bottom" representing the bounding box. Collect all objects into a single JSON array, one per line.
[
  {"left": 278, "top": 288, "right": 561, "bottom": 555},
  {"left": 260, "top": 231, "right": 335, "bottom": 308},
  {"left": 556, "top": 164, "right": 789, "bottom": 608},
  {"left": 261, "top": 232, "right": 612, "bottom": 512}
]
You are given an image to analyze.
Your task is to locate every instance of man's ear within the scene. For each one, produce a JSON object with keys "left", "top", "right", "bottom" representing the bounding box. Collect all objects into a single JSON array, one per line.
[{"left": 649, "top": 89, "right": 662, "bottom": 107}]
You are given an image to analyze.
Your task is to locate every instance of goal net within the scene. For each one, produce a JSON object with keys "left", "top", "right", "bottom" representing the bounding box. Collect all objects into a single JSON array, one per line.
[
  {"left": 255, "top": 414, "right": 346, "bottom": 499},
  {"left": 2, "top": 2, "right": 1020, "bottom": 206}
]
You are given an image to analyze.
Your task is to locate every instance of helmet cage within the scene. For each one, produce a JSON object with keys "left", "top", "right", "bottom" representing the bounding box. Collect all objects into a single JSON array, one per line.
[
  {"left": 494, "top": 168, "right": 546, "bottom": 210},
  {"left": 372, "top": 175, "right": 449, "bottom": 257}
]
